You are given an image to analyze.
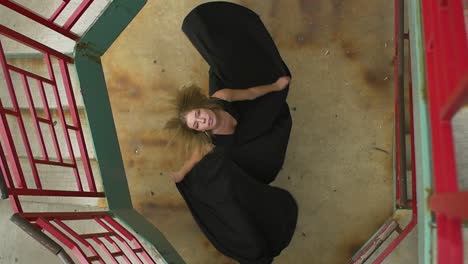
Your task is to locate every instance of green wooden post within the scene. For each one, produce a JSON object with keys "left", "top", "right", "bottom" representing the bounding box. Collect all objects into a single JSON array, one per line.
[
  {"left": 408, "top": 0, "right": 435, "bottom": 263},
  {"left": 74, "top": 53, "right": 133, "bottom": 210},
  {"left": 74, "top": 0, "right": 185, "bottom": 263},
  {"left": 77, "top": 0, "right": 147, "bottom": 55}
]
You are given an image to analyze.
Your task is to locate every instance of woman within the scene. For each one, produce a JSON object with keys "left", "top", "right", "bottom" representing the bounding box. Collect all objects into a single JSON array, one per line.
[
  {"left": 165, "top": 2, "right": 298, "bottom": 263},
  {"left": 166, "top": 76, "right": 291, "bottom": 183}
]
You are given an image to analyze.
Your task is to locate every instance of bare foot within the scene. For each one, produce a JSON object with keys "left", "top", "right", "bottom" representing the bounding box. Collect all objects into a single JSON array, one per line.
[{"left": 274, "top": 76, "right": 291, "bottom": 91}]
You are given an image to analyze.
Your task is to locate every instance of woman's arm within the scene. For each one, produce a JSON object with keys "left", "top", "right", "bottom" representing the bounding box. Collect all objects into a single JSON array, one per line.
[
  {"left": 170, "top": 146, "right": 210, "bottom": 183},
  {"left": 212, "top": 76, "right": 290, "bottom": 102}
]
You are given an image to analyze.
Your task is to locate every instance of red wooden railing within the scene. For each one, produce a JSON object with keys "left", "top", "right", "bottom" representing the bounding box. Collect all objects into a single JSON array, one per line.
[
  {"left": 0, "top": 25, "right": 102, "bottom": 214},
  {"left": 348, "top": 0, "right": 418, "bottom": 262},
  {"left": 13, "top": 212, "right": 156, "bottom": 263},
  {"left": 0, "top": 1, "right": 158, "bottom": 262},
  {"left": 421, "top": 0, "right": 468, "bottom": 263},
  {"left": 0, "top": 0, "right": 96, "bottom": 40}
]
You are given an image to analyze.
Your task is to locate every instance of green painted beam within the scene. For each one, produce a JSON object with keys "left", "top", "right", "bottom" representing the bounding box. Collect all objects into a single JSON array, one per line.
[
  {"left": 73, "top": 53, "right": 133, "bottom": 210},
  {"left": 77, "top": 0, "right": 146, "bottom": 56},
  {"left": 112, "top": 208, "right": 186, "bottom": 264},
  {"left": 408, "top": 0, "right": 434, "bottom": 263},
  {"left": 74, "top": 0, "right": 185, "bottom": 263},
  {"left": 73, "top": 0, "right": 144, "bottom": 212}
]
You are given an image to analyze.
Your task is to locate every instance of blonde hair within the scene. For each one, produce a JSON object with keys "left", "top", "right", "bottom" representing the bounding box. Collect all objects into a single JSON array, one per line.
[{"left": 164, "top": 84, "right": 223, "bottom": 152}]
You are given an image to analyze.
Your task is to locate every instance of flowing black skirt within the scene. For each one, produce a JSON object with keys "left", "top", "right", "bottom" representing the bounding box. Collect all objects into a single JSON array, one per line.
[{"left": 177, "top": 2, "right": 297, "bottom": 263}]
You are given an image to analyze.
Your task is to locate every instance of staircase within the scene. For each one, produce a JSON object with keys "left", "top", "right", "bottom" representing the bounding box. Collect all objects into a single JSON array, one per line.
[
  {"left": 0, "top": 1, "right": 183, "bottom": 263},
  {"left": 0, "top": 55, "right": 105, "bottom": 208}
]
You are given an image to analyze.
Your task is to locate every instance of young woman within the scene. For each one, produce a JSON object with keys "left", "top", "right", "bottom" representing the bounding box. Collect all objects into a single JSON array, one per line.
[
  {"left": 166, "top": 76, "right": 291, "bottom": 183},
  {"left": 165, "top": 2, "right": 298, "bottom": 263}
]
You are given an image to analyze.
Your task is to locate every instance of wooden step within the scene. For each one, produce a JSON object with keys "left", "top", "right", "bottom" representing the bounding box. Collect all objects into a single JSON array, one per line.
[
  {"left": 405, "top": 133, "right": 412, "bottom": 170},
  {"left": 0, "top": 0, "right": 111, "bottom": 55},
  {"left": 362, "top": 210, "right": 416, "bottom": 264},
  {"left": 14, "top": 156, "right": 103, "bottom": 192},
  {"left": 15, "top": 156, "right": 105, "bottom": 208},
  {"left": 3, "top": 108, "right": 95, "bottom": 160},
  {"left": 465, "top": 5, "right": 468, "bottom": 41},
  {"left": 464, "top": 227, "right": 468, "bottom": 264},
  {"left": 406, "top": 170, "right": 413, "bottom": 201},
  {"left": 0, "top": 57, "right": 84, "bottom": 110},
  {"left": 453, "top": 107, "right": 468, "bottom": 190}
]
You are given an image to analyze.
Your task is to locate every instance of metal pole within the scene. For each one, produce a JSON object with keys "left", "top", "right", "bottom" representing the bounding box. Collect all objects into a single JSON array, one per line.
[
  {"left": 396, "top": 0, "right": 408, "bottom": 208},
  {"left": 10, "top": 214, "right": 75, "bottom": 264},
  {"left": 0, "top": 167, "right": 7, "bottom": 199}
]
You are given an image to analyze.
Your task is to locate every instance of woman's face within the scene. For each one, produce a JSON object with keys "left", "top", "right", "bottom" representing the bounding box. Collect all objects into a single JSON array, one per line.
[{"left": 185, "top": 108, "right": 217, "bottom": 131}]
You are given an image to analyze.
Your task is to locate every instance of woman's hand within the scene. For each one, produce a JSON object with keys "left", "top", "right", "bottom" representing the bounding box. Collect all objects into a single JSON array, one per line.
[
  {"left": 170, "top": 171, "right": 184, "bottom": 183},
  {"left": 168, "top": 147, "right": 210, "bottom": 183},
  {"left": 273, "top": 76, "right": 291, "bottom": 91}
]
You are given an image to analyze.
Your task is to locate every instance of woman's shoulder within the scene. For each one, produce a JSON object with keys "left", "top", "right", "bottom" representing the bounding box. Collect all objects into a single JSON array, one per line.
[
  {"left": 211, "top": 97, "right": 238, "bottom": 117},
  {"left": 212, "top": 133, "right": 235, "bottom": 147}
]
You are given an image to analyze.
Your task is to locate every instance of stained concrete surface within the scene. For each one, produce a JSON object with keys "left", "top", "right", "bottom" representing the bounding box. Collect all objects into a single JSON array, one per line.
[{"left": 101, "top": 1, "right": 395, "bottom": 263}]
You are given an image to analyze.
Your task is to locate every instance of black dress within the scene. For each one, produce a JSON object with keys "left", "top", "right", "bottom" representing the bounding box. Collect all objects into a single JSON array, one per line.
[{"left": 176, "top": 2, "right": 297, "bottom": 264}]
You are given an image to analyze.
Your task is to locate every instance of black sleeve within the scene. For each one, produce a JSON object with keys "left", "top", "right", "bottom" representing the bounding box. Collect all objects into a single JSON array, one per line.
[{"left": 209, "top": 68, "right": 224, "bottom": 96}]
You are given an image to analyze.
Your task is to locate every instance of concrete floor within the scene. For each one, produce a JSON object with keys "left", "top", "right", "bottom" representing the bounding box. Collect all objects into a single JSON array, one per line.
[{"left": 101, "top": 1, "right": 395, "bottom": 263}]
